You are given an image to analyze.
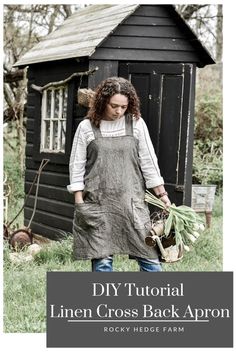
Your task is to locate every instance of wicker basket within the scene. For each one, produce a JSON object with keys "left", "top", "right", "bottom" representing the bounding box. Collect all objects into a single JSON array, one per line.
[{"left": 77, "top": 88, "right": 95, "bottom": 108}]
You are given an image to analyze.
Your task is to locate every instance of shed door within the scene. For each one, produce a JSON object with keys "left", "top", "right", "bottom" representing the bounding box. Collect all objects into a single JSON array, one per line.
[{"left": 119, "top": 63, "right": 195, "bottom": 206}]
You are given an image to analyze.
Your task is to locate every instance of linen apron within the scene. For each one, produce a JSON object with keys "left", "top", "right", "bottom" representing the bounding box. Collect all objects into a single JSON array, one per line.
[{"left": 73, "top": 115, "right": 159, "bottom": 260}]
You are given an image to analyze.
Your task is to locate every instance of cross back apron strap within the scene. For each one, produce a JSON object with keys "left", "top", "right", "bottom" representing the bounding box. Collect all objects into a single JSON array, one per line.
[{"left": 91, "top": 114, "right": 133, "bottom": 138}]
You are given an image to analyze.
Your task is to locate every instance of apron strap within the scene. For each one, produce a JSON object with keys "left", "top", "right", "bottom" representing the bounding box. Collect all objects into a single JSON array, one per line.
[{"left": 125, "top": 114, "right": 133, "bottom": 136}]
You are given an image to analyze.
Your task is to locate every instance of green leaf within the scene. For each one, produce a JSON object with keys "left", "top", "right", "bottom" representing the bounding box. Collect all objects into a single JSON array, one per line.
[
  {"left": 164, "top": 212, "right": 173, "bottom": 236},
  {"left": 174, "top": 216, "right": 185, "bottom": 233},
  {"left": 174, "top": 230, "right": 182, "bottom": 247}
]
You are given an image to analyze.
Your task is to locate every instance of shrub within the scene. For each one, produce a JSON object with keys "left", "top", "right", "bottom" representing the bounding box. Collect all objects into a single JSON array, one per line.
[{"left": 193, "top": 65, "right": 223, "bottom": 188}]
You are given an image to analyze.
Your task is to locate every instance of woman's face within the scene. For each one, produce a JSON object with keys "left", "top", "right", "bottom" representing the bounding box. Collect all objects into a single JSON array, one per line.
[{"left": 103, "top": 94, "right": 128, "bottom": 121}]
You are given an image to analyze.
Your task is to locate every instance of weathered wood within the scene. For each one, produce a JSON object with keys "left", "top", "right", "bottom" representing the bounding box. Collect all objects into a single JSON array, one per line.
[
  {"left": 25, "top": 157, "right": 69, "bottom": 174},
  {"left": 134, "top": 5, "right": 171, "bottom": 17},
  {"left": 103, "top": 36, "right": 195, "bottom": 52},
  {"left": 23, "top": 219, "right": 72, "bottom": 240},
  {"left": 25, "top": 144, "right": 33, "bottom": 157},
  {"left": 25, "top": 169, "right": 69, "bottom": 188},
  {"left": 25, "top": 182, "right": 73, "bottom": 203},
  {"left": 31, "top": 67, "right": 98, "bottom": 93},
  {"left": 123, "top": 16, "right": 175, "bottom": 26},
  {"left": 28, "top": 59, "right": 88, "bottom": 81},
  {"left": 92, "top": 48, "right": 199, "bottom": 63},
  {"left": 114, "top": 25, "right": 185, "bottom": 38},
  {"left": 14, "top": 5, "right": 139, "bottom": 66},
  {"left": 24, "top": 208, "right": 72, "bottom": 233},
  {"left": 26, "top": 196, "right": 74, "bottom": 218},
  {"left": 26, "top": 118, "right": 34, "bottom": 132},
  {"left": 181, "top": 64, "right": 196, "bottom": 205},
  {"left": 88, "top": 60, "right": 119, "bottom": 89}
]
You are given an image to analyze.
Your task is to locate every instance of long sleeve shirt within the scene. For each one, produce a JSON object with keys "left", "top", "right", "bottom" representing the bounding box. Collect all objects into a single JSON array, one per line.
[{"left": 67, "top": 115, "right": 164, "bottom": 193}]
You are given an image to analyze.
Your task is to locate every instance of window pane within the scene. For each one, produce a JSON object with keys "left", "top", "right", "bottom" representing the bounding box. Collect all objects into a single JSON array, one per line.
[
  {"left": 54, "top": 90, "right": 60, "bottom": 119},
  {"left": 44, "top": 121, "right": 50, "bottom": 149},
  {"left": 53, "top": 121, "right": 58, "bottom": 150},
  {"left": 61, "top": 120, "right": 66, "bottom": 151},
  {"left": 46, "top": 90, "right": 52, "bottom": 119},
  {"left": 63, "top": 87, "right": 68, "bottom": 119}
]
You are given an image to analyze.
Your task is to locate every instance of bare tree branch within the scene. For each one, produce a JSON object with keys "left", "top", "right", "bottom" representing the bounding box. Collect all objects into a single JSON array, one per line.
[
  {"left": 63, "top": 5, "right": 72, "bottom": 17},
  {"left": 4, "top": 69, "right": 24, "bottom": 83},
  {"left": 31, "top": 67, "right": 99, "bottom": 93},
  {"left": 177, "top": 5, "right": 208, "bottom": 20}
]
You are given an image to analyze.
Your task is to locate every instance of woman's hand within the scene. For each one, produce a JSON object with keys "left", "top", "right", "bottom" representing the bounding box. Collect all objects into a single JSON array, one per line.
[
  {"left": 152, "top": 185, "right": 171, "bottom": 209},
  {"left": 74, "top": 191, "right": 84, "bottom": 204},
  {"left": 160, "top": 194, "right": 171, "bottom": 209}
]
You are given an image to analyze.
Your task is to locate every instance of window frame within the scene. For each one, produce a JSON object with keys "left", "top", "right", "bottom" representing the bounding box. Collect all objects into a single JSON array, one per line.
[
  {"left": 33, "top": 81, "right": 75, "bottom": 165},
  {"left": 40, "top": 85, "right": 68, "bottom": 154}
]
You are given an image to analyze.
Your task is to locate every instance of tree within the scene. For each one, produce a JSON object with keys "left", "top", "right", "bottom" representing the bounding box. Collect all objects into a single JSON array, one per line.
[
  {"left": 216, "top": 5, "right": 223, "bottom": 63},
  {"left": 176, "top": 4, "right": 223, "bottom": 63},
  {"left": 3, "top": 5, "right": 77, "bottom": 171}
]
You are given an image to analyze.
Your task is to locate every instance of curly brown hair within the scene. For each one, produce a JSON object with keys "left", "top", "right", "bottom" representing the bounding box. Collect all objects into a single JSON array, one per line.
[{"left": 87, "top": 77, "right": 141, "bottom": 127}]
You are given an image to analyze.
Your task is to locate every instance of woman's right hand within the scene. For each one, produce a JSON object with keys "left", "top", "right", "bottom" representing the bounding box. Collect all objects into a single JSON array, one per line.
[{"left": 74, "top": 191, "right": 84, "bottom": 204}]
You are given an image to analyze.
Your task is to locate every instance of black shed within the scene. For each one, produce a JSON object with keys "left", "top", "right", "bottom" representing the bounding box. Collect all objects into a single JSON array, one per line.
[{"left": 14, "top": 4, "right": 215, "bottom": 240}]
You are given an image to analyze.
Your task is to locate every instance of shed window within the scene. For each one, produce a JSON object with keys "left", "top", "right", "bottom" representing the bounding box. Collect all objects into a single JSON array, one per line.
[{"left": 40, "top": 86, "right": 68, "bottom": 153}]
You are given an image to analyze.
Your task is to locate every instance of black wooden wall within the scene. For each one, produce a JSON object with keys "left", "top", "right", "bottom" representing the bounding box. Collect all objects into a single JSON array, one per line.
[{"left": 25, "top": 58, "right": 88, "bottom": 239}]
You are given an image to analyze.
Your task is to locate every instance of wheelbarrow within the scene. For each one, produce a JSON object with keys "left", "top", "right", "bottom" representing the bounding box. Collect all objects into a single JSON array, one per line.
[{"left": 4, "top": 159, "right": 50, "bottom": 251}]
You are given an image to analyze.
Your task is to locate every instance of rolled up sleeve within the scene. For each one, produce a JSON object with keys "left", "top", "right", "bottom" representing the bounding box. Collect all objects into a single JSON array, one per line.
[
  {"left": 136, "top": 118, "right": 164, "bottom": 189},
  {"left": 67, "top": 123, "right": 87, "bottom": 193}
]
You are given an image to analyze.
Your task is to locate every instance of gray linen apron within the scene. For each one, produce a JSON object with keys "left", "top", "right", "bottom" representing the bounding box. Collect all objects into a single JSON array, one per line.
[{"left": 73, "top": 115, "right": 159, "bottom": 260}]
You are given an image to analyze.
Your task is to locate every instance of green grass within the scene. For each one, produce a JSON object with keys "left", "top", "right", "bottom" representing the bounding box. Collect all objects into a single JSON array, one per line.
[{"left": 3, "top": 193, "right": 223, "bottom": 333}]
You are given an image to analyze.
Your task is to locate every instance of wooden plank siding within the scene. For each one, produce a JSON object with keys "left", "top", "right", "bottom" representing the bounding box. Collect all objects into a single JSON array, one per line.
[
  {"left": 26, "top": 196, "right": 73, "bottom": 218},
  {"left": 24, "top": 58, "right": 88, "bottom": 237},
  {"left": 24, "top": 208, "right": 72, "bottom": 239},
  {"left": 88, "top": 60, "right": 119, "bottom": 90},
  {"left": 91, "top": 5, "right": 202, "bottom": 64},
  {"left": 23, "top": 220, "right": 71, "bottom": 240}
]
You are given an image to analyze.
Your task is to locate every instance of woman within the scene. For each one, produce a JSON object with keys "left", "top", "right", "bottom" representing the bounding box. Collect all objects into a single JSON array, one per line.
[{"left": 67, "top": 77, "right": 171, "bottom": 272}]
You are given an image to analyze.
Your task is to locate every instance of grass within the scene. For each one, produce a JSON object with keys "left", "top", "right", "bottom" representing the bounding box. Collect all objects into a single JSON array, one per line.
[{"left": 3, "top": 193, "right": 223, "bottom": 333}]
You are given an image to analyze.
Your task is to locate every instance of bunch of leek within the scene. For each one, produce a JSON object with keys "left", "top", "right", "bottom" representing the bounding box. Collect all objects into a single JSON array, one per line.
[{"left": 145, "top": 190, "right": 205, "bottom": 251}]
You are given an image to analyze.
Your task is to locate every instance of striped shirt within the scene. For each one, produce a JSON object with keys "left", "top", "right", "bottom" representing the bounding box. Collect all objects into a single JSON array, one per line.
[{"left": 67, "top": 115, "right": 164, "bottom": 193}]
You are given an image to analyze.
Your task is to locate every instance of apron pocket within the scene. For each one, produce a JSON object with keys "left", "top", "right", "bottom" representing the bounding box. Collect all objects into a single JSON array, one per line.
[
  {"left": 74, "top": 202, "right": 106, "bottom": 232},
  {"left": 132, "top": 200, "right": 151, "bottom": 230}
]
